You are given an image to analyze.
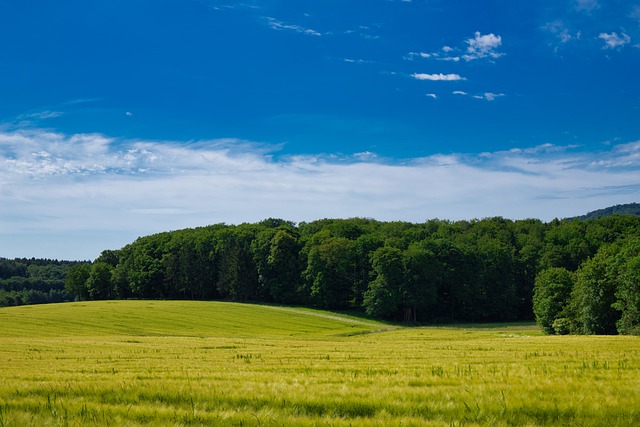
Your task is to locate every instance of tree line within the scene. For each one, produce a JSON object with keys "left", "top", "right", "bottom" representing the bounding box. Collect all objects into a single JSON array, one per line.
[
  {"left": 60, "top": 215, "right": 640, "bottom": 333},
  {"left": 0, "top": 258, "right": 78, "bottom": 307}
]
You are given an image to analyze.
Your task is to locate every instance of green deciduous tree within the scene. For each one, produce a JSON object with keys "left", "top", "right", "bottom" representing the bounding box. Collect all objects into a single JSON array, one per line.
[
  {"left": 533, "top": 267, "right": 574, "bottom": 334},
  {"left": 266, "top": 228, "right": 303, "bottom": 303},
  {"left": 611, "top": 238, "right": 640, "bottom": 335},
  {"left": 572, "top": 247, "right": 619, "bottom": 335},
  {"left": 363, "top": 246, "right": 403, "bottom": 318},
  {"left": 86, "top": 261, "right": 113, "bottom": 300},
  {"left": 401, "top": 244, "right": 438, "bottom": 322},
  {"left": 65, "top": 263, "right": 91, "bottom": 301},
  {"left": 305, "top": 237, "right": 355, "bottom": 309}
]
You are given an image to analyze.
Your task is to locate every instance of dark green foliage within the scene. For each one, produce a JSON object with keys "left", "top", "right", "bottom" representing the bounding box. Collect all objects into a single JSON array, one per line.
[
  {"left": 0, "top": 258, "right": 79, "bottom": 306},
  {"left": 572, "top": 247, "right": 620, "bottom": 334},
  {"left": 614, "top": 254, "right": 640, "bottom": 335},
  {"left": 86, "top": 262, "right": 114, "bottom": 300},
  {"left": 401, "top": 243, "right": 438, "bottom": 321},
  {"left": 264, "top": 228, "right": 303, "bottom": 303},
  {"left": 65, "top": 263, "right": 91, "bottom": 301},
  {"left": 363, "top": 247, "right": 404, "bottom": 318},
  {"left": 609, "top": 238, "right": 640, "bottom": 334},
  {"left": 533, "top": 268, "right": 574, "bottom": 334},
  {"left": 305, "top": 237, "right": 356, "bottom": 309},
  {"left": 216, "top": 225, "right": 260, "bottom": 301}
]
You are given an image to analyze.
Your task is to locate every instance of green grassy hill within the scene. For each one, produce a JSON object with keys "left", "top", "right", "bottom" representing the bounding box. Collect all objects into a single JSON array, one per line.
[{"left": 0, "top": 300, "right": 390, "bottom": 338}]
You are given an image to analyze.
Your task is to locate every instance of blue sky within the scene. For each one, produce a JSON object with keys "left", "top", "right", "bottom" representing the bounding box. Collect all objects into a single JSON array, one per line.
[{"left": 1, "top": 0, "right": 639, "bottom": 260}]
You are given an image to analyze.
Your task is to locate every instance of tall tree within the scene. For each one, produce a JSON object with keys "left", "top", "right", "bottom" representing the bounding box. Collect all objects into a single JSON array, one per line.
[
  {"left": 86, "top": 262, "right": 113, "bottom": 300},
  {"left": 363, "top": 246, "right": 403, "bottom": 319},
  {"left": 611, "top": 238, "right": 640, "bottom": 335},
  {"left": 266, "top": 228, "right": 303, "bottom": 303},
  {"left": 305, "top": 237, "right": 355, "bottom": 309},
  {"left": 65, "top": 263, "right": 91, "bottom": 301},
  {"left": 402, "top": 244, "right": 438, "bottom": 322},
  {"left": 572, "top": 246, "right": 620, "bottom": 335},
  {"left": 533, "top": 267, "right": 574, "bottom": 334}
]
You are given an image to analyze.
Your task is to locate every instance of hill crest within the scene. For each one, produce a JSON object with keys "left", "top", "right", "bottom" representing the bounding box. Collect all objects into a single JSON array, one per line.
[{"left": 574, "top": 203, "right": 640, "bottom": 220}]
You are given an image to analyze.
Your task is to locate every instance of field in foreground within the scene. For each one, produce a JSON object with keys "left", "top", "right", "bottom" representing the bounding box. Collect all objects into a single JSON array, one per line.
[{"left": 1, "top": 301, "right": 640, "bottom": 426}]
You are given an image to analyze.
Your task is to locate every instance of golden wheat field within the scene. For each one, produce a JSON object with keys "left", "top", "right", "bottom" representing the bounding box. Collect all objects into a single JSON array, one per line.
[{"left": 1, "top": 300, "right": 639, "bottom": 426}]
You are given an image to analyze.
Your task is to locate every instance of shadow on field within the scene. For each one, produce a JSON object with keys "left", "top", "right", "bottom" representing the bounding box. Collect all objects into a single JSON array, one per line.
[{"left": 241, "top": 300, "right": 539, "bottom": 333}]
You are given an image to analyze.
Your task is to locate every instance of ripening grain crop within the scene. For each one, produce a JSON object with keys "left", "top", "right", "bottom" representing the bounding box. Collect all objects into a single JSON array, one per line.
[{"left": 1, "top": 301, "right": 640, "bottom": 426}]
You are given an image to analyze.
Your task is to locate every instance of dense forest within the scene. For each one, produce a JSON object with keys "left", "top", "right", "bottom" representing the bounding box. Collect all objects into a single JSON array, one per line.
[
  {"left": 0, "top": 258, "right": 78, "bottom": 307},
  {"left": 55, "top": 212, "right": 640, "bottom": 334},
  {"left": 2, "top": 203, "right": 639, "bottom": 335}
]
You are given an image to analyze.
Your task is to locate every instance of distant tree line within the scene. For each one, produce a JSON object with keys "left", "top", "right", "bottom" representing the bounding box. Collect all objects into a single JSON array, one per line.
[
  {"left": 574, "top": 203, "right": 640, "bottom": 220},
  {"left": 0, "top": 258, "right": 79, "bottom": 307},
  {"left": 60, "top": 215, "right": 640, "bottom": 333}
]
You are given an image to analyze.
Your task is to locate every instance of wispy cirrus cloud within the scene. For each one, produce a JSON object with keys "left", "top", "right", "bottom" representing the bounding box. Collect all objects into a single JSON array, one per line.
[
  {"left": 575, "top": 0, "right": 600, "bottom": 13},
  {"left": 17, "top": 111, "right": 64, "bottom": 121},
  {"left": 542, "top": 2, "right": 639, "bottom": 52},
  {"left": 474, "top": 92, "right": 505, "bottom": 101},
  {"left": 8, "top": 110, "right": 65, "bottom": 128},
  {"left": 632, "top": 5, "right": 640, "bottom": 23},
  {"left": 343, "top": 58, "right": 374, "bottom": 64},
  {"left": 2, "top": 128, "right": 639, "bottom": 259},
  {"left": 411, "top": 73, "right": 465, "bottom": 81},
  {"left": 206, "top": 1, "right": 261, "bottom": 12},
  {"left": 264, "top": 17, "right": 322, "bottom": 36},
  {"left": 449, "top": 91, "right": 504, "bottom": 101},
  {"left": 542, "top": 20, "right": 581, "bottom": 45},
  {"left": 406, "top": 49, "right": 461, "bottom": 62}
]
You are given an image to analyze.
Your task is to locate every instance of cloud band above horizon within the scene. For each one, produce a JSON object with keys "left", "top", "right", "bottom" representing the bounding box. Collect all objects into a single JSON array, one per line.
[{"left": 1, "top": 129, "right": 639, "bottom": 259}]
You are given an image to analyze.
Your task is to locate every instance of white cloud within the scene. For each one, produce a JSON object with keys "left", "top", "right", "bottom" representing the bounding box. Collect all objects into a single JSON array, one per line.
[
  {"left": 483, "top": 92, "right": 505, "bottom": 101},
  {"left": 599, "top": 32, "right": 631, "bottom": 49},
  {"left": 405, "top": 52, "right": 430, "bottom": 60},
  {"left": 411, "top": 73, "right": 465, "bottom": 81},
  {"left": 408, "top": 32, "right": 503, "bottom": 63},
  {"left": 1, "top": 129, "right": 639, "bottom": 259},
  {"left": 343, "top": 58, "right": 373, "bottom": 64},
  {"left": 425, "top": 93, "right": 437, "bottom": 99},
  {"left": 468, "top": 92, "right": 504, "bottom": 101},
  {"left": 264, "top": 17, "right": 322, "bottom": 36},
  {"left": 463, "top": 32, "right": 503, "bottom": 61},
  {"left": 452, "top": 91, "right": 467, "bottom": 95}
]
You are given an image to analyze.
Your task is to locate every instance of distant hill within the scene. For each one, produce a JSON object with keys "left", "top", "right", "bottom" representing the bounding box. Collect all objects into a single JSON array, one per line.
[{"left": 575, "top": 203, "right": 640, "bottom": 220}]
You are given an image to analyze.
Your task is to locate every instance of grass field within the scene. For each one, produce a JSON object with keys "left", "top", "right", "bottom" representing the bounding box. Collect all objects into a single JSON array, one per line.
[{"left": 1, "top": 301, "right": 640, "bottom": 426}]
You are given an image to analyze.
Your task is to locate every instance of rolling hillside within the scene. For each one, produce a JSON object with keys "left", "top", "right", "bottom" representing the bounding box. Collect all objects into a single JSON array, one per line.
[
  {"left": 2, "top": 301, "right": 640, "bottom": 426},
  {"left": 0, "top": 300, "right": 390, "bottom": 338}
]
